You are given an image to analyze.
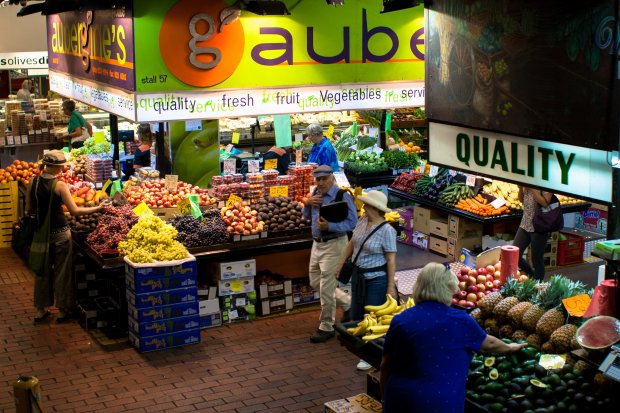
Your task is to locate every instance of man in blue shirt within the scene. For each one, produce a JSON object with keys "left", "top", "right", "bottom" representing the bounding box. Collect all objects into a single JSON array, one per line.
[
  {"left": 307, "top": 123, "right": 339, "bottom": 171},
  {"left": 303, "top": 165, "right": 357, "bottom": 342}
]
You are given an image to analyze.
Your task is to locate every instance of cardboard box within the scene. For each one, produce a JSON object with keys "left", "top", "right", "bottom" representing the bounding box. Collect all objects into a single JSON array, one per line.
[
  {"left": 429, "top": 218, "right": 449, "bottom": 238},
  {"left": 199, "top": 312, "right": 222, "bottom": 329},
  {"left": 366, "top": 370, "right": 381, "bottom": 402},
  {"left": 217, "top": 259, "right": 256, "bottom": 280},
  {"left": 199, "top": 298, "right": 220, "bottom": 316},
  {"left": 324, "top": 393, "right": 382, "bottom": 413},
  {"left": 447, "top": 236, "right": 482, "bottom": 261},
  {"left": 448, "top": 215, "right": 483, "bottom": 238},
  {"left": 197, "top": 286, "right": 218, "bottom": 301},
  {"left": 293, "top": 290, "right": 320, "bottom": 305},
  {"left": 394, "top": 206, "right": 415, "bottom": 230},
  {"left": 124, "top": 255, "right": 197, "bottom": 280},
  {"left": 125, "top": 272, "right": 197, "bottom": 294},
  {"left": 128, "top": 329, "right": 201, "bottom": 352},
  {"left": 218, "top": 276, "right": 255, "bottom": 296},
  {"left": 576, "top": 207, "right": 608, "bottom": 235},
  {"left": 127, "top": 301, "right": 200, "bottom": 322},
  {"left": 429, "top": 235, "right": 448, "bottom": 256},
  {"left": 127, "top": 315, "right": 201, "bottom": 336},
  {"left": 413, "top": 206, "right": 443, "bottom": 234},
  {"left": 257, "top": 279, "right": 292, "bottom": 299},
  {"left": 126, "top": 287, "right": 198, "bottom": 309},
  {"left": 259, "top": 295, "right": 294, "bottom": 316},
  {"left": 220, "top": 291, "right": 257, "bottom": 323}
]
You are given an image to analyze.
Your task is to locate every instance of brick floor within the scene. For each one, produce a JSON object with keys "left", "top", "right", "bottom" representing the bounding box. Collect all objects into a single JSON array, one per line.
[{"left": 0, "top": 248, "right": 366, "bottom": 412}]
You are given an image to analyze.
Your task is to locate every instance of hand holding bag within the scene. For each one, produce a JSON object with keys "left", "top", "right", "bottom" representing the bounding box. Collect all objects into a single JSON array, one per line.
[
  {"left": 29, "top": 178, "right": 57, "bottom": 276},
  {"left": 338, "top": 221, "right": 388, "bottom": 284},
  {"left": 532, "top": 193, "right": 564, "bottom": 233}
]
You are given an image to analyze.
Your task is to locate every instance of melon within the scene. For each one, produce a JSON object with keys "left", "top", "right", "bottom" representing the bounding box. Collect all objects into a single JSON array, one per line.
[{"left": 575, "top": 316, "right": 620, "bottom": 352}]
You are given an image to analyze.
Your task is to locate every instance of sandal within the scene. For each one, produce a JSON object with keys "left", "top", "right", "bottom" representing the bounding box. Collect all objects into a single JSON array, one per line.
[{"left": 34, "top": 311, "right": 51, "bottom": 323}]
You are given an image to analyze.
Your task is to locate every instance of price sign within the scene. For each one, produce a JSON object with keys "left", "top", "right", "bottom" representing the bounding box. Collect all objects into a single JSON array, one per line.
[
  {"left": 264, "top": 158, "right": 278, "bottom": 170},
  {"left": 102, "top": 179, "right": 112, "bottom": 193},
  {"left": 466, "top": 175, "right": 476, "bottom": 187},
  {"left": 164, "top": 175, "right": 178, "bottom": 190},
  {"left": 270, "top": 186, "right": 289, "bottom": 197},
  {"left": 177, "top": 197, "right": 191, "bottom": 215},
  {"left": 325, "top": 124, "right": 335, "bottom": 139},
  {"left": 229, "top": 309, "right": 239, "bottom": 319},
  {"left": 418, "top": 160, "right": 426, "bottom": 174},
  {"left": 231, "top": 132, "right": 240, "bottom": 144},
  {"left": 295, "top": 149, "right": 302, "bottom": 165},
  {"left": 93, "top": 131, "right": 106, "bottom": 144},
  {"left": 333, "top": 171, "right": 351, "bottom": 188},
  {"left": 562, "top": 294, "right": 591, "bottom": 317},
  {"left": 231, "top": 280, "right": 243, "bottom": 292},
  {"left": 22, "top": 135, "right": 29, "bottom": 144},
  {"left": 7, "top": 136, "right": 14, "bottom": 145},
  {"left": 247, "top": 160, "right": 260, "bottom": 173},
  {"left": 491, "top": 197, "right": 506, "bottom": 209},
  {"left": 223, "top": 159, "right": 236, "bottom": 175},
  {"left": 226, "top": 194, "right": 243, "bottom": 208},
  {"left": 133, "top": 202, "right": 154, "bottom": 217},
  {"left": 429, "top": 165, "right": 439, "bottom": 177}
]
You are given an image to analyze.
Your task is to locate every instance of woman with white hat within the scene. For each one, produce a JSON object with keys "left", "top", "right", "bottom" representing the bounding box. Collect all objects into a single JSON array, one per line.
[
  {"left": 25, "top": 150, "right": 107, "bottom": 323},
  {"left": 335, "top": 190, "right": 397, "bottom": 370}
]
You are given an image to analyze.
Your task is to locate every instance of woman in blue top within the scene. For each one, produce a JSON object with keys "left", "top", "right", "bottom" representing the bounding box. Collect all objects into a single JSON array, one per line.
[
  {"left": 380, "top": 262, "right": 526, "bottom": 413},
  {"left": 306, "top": 123, "right": 339, "bottom": 171}
]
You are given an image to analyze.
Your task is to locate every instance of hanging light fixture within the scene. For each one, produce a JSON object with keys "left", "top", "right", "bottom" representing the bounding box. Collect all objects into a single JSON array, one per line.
[
  {"left": 380, "top": 0, "right": 421, "bottom": 14},
  {"left": 245, "top": 0, "right": 290, "bottom": 15},
  {"left": 326, "top": 0, "right": 345, "bottom": 5}
]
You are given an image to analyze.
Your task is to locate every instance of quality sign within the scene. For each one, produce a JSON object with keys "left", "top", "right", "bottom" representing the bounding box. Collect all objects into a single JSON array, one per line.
[{"left": 429, "top": 122, "right": 613, "bottom": 203}]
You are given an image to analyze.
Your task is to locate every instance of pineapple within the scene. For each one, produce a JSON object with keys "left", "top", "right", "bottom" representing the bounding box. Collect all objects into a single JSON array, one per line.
[
  {"left": 550, "top": 324, "right": 577, "bottom": 353},
  {"left": 526, "top": 333, "right": 542, "bottom": 349},
  {"left": 570, "top": 336, "right": 580, "bottom": 350},
  {"left": 536, "top": 278, "right": 586, "bottom": 339},
  {"left": 493, "top": 278, "right": 520, "bottom": 321},
  {"left": 537, "top": 308, "right": 566, "bottom": 340},
  {"left": 499, "top": 324, "right": 514, "bottom": 339},
  {"left": 522, "top": 305, "right": 546, "bottom": 332},
  {"left": 523, "top": 276, "right": 569, "bottom": 333},
  {"left": 507, "top": 278, "right": 538, "bottom": 327},
  {"left": 478, "top": 291, "right": 502, "bottom": 318},
  {"left": 573, "top": 360, "right": 591, "bottom": 372},
  {"left": 541, "top": 341, "right": 555, "bottom": 353},
  {"left": 470, "top": 308, "right": 484, "bottom": 327},
  {"left": 507, "top": 302, "right": 533, "bottom": 328},
  {"left": 512, "top": 330, "right": 528, "bottom": 342},
  {"left": 484, "top": 318, "right": 499, "bottom": 336}
]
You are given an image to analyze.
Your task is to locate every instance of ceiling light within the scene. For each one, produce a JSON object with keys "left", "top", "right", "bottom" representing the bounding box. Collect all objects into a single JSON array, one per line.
[
  {"left": 380, "top": 0, "right": 421, "bottom": 14},
  {"left": 326, "top": 0, "right": 344, "bottom": 5},
  {"left": 245, "top": 0, "right": 289, "bottom": 15}
]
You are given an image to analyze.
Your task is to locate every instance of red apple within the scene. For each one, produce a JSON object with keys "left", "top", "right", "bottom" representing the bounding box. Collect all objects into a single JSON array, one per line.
[
  {"left": 476, "top": 283, "right": 486, "bottom": 292},
  {"left": 484, "top": 290, "right": 491, "bottom": 295},
  {"left": 494, "top": 271, "right": 502, "bottom": 280},
  {"left": 452, "top": 298, "right": 459, "bottom": 305},
  {"left": 486, "top": 265, "right": 496, "bottom": 275},
  {"left": 467, "top": 285, "right": 478, "bottom": 294},
  {"left": 493, "top": 279, "right": 501, "bottom": 288},
  {"left": 476, "top": 275, "right": 487, "bottom": 284},
  {"left": 485, "top": 281, "right": 494, "bottom": 290},
  {"left": 477, "top": 292, "right": 486, "bottom": 300},
  {"left": 460, "top": 266, "right": 471, "bottom": 275},
  {"left": 458, "top": 282, "right": 467, "bottom": 291},
  {"left": 458, "top": 299, "right": 468, "bottom": 307},
  {"left": 468, "top": 276, "right": 477, "bottom": 286},
  {"left": 468, "top": 269, "right": 478, "bottom": 277},
  {"left": 492, "top": 288, "right": 500, "bottom": 292},
  {"left": 494, "top": 262, "right": 501, "bottom": 271},
  {"left": 486, "top": 275, "right": 495, "bottom": 283},
  {"left": 477, "top": 267, "right": 488, "bottom": 275},
  {"left": 466, "top": 293, "right": 478, "bottom": 302},
  {"left": 458, "top": 290, "right": 468, "bottom": 299}
]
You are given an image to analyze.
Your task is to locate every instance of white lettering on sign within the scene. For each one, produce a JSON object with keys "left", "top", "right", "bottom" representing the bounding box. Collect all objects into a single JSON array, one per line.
[{"left": 428, "top": 122, "right": 613, "bottom": 202}]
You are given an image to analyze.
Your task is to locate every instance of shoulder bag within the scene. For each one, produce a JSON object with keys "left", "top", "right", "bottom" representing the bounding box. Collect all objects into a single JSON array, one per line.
[
  {"left": 29, "top": 178, "right": 57, "bottom": 277},
  {"left": 338, "top": 221, "right": 388, "bottom": 284},
  {"left": 532, "top": 192, "right": 564, "bottom": 233}
]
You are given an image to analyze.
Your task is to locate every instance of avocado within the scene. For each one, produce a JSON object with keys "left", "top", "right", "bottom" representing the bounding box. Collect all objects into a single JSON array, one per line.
[
  {"left": 484, "top": 356, "right": 496, "bottom": 367},
  {"left": 556, "top": 401, "right": 568, "bottom": 412},
  {"left": 495, "top": 396, "right": 507, "bottom": 404},
  {"left": 489, "top": 368, "right": 499, "bottom": 380},
  {"left": 480, "top": 393, "right": 495, "bottom": 402},
  {"left": 521, "top": 399, "right": 534, "bottom": 410},
  {"left": 488, "top": 403, "right": 503, "bottom": 412},
  {"left": 534, "top": 398, "right": 546, "bottom": 407},
  {"left": 548, "top": 373, "right": 561, "bottom": 385},
  {"left": 524, "top": 386, "right": 536, "bottom": 398},
  {"left": 534, "top": 364, "right": 547, "bottom": 378},
  {"left": 566, "top": 380, "right": 578, "bottom": 389},
  {"left": 498, "top": 388, "right": 510, "bottom": 398},
  {"left": 580, "top": 382, "right": 592, "bottom": 392},
  {"left": 534, "top": 408, "right": 548, "bottom": 413},
  {"left": 508, "top": 383, "right": 522, "bottom": 394},
  {"left": 563, "top": 373, "right": 575, "bottom": 380},
  {"left": 568, "top": 405, "right": 578, "bottom": 412},
  {"left": 513, "top": 367, "right": 524, "bottom": 376},
  {"left": 572, "top": 369, "right": 582, "bottom": 377},
  {"left": 574, "top": 393, "right": 585, "bottom": 402},
  {"left": 530, "top": 379, "right": 548, "bottom": 388}
]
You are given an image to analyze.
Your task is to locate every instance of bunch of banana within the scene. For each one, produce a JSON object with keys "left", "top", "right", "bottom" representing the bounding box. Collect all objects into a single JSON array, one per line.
[
  {"left": 438, "top": 183, "right": 474, "bottom": 207},
  {"left": 345, "top": 295, "right": 415, "bottom": 341},
  {"left": 483, "top": 180, "right": 522, "bottom": 210},
  {"left": 412, "top": 175, "right": 433, "bottom": 196},
  {"left": 384, "top": 211, "right": 401, "bottom": 222}
]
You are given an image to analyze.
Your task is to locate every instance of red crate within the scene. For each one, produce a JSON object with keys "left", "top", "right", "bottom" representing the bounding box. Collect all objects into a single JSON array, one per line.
[{"left": 557, "top": 231, "right": 584, "bottom": 266}]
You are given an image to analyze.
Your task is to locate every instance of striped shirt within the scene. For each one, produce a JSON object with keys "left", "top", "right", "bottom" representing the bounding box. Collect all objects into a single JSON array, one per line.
[{"left": 351, "top": 216, "right": 397, "bottom": 279}]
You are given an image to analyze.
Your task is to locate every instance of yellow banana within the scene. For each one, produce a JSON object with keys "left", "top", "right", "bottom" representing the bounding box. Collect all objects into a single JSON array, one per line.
[
  {"left": 362, "top": 333, "right": 386, "bottom": 342},
  {"left": 380, "top": 318, "right": 392, "bottom": 325},
  {"left": 393, "top": 305, "right": 404, "bottom": 314},
  {"left": 364, "top": 295, "right": 391, "bottom": 313},
  {"left": 346, "top": 327, "right": 357, "bottom": 334},
  {"left": 375, "top": 297, "right": 398, "bottom": 316},
  {"left": 406, "top": 297, "right": 415, "bottom": 308},
  {"left": 368, "top": 325, "right": 390, "bottom": 334}
]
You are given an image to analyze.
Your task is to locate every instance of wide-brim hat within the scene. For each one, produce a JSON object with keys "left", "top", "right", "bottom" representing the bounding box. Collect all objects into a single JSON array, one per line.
[
  {"left": 360, "top": 190, "right": 391, "bottom": 213},
  {"left": 41, "top": 150, "right": 68, "bottom": 166}
]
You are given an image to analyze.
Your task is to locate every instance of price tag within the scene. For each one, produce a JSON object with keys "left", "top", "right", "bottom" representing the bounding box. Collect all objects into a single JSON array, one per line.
[
  {"left": 22, "top": 135, "right": 29, "bottom": 144},
  {"left": 231, "top": 132, "right": 240, "bottom": 144},
  {"left": 429, "top": 165, "right": 439, "bottom": 176},
  {"left": 226, "top": 194, "right": 242, "bottom": 208},
  {"left": 101, "top": 179, "right": 112, "bottom": 193},
  {"left": 247, "top": 160, "right": 260, "bottom": 173},
  {"left": 164, "top": 175, "right": 178, "bottom": 190},
  {"left": 15, "top": 136, "right": 21, "bottom": 145},
  {"left": 562, "top": 294, "right": 591, "bottom": 317},
  {"left": 95, "top": 182, "right": 103, "bottom": 190},
  {"left": 270, "top": 186, "right": 289, "bottom": 197},
  {"left": 229, "top": 309, "right": 239, "bottom": 319},
  {"left": 325, "top": 124, "right": 335, "bottom": 139},
  {"left": 333, "top": 172, "right": 351, "bottom": 188},
  {"left": 295, "top": 149, "right": 302, "bottom": 165},
  {"left": 491, "top": 197, "right": 506, "bottom": 209},
  {"left": 418, "top": 160, "right": 426, "bottom": 174},
  {"left": 264, "top": 158, "right": 278, "bottom": 170},
  {"left": 225, "top": 144, "right": 234, "bottom": 153},
  {"left": 7, "top": 136, "right": 14, "bottom": 145},
  {"left": 231, "top": 280, "right": 243, "bottom": 292},
  {"left": 133, "top": 202, "right": 154, "bottom": 217},
  {"left": 223, "top": 159, "right": 236, "bottom": 175},
  {"left": 35, "top": 130, "right": 42, "bottom": 135},
  {"left": 294, "top": 133, "right": 303, "bottom": 143},
  {"left": 177, "top": 197, "right": 191, "bottom": 215},
  {"left": 235, "top": 297, "right": 247, "bottom": 306},
  {"left": 466, "top": 175, "right": 476, "bottom": 187},
  {"left": 28, "top": 129, "right": 34, "bottom": 136},
  {"left": 42, "top": 128, "right": 48, "bottom": 133}
]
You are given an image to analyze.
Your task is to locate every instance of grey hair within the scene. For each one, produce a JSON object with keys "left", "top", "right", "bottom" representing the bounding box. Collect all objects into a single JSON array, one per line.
[
  {"left": 412, "top": 262, "right": 459, "bottom": 306},
  {"left": 306, "top": 123, "right": 323, "bottom": 137}
]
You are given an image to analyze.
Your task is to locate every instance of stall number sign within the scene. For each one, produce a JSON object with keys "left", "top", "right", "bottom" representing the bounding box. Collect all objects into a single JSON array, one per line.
[
  {"left": 226, "top": 194, "right": 243, "bottom": 208},
  {"left": 264, "top": 159, "right": 278, "bottom": 170},
  {"left": 133, "top": 202, "right": 154, "bottom": 217},
  {"left": 270, "top": 186, "right": 289, "bottom": 197},
  {"left": 562, "top": 294, "right": 591, "bottom": 317}
]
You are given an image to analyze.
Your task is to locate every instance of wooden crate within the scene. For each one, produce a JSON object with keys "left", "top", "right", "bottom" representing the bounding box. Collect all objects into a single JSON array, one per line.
[{"left": 0, "top": 181, "right": 18, "bottom": 248}]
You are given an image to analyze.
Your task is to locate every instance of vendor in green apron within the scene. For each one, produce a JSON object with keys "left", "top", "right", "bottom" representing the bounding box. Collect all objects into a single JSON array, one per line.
[{"left": 59, "top": 100, "right": 92, "bottom": 149}]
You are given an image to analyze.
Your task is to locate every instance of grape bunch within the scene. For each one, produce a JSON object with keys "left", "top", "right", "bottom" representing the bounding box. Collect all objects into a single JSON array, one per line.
[
  {"left": 86, "top": 204, "right": 138, "bottom": 253},
  {"left": 168, "top": 210, "right": 230, "bottom": 248},
  {"left": 118, "top": 215, "right": 189, "bottom": 263}
]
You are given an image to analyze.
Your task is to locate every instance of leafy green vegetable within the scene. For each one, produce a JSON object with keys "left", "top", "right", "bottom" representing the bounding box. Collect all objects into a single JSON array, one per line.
[{"left": 381, "top": 151, "right": 420, "bottom": 169}]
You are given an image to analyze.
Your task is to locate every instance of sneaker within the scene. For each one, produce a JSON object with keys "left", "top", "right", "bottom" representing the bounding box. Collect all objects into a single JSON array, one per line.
[
  {"left": 310, "top": 329, "right": 335, "bottom": 343},
  {"left": 356, "top": 360, "right": 373, "bottom": 371},
  {"left": 341, "top": 309, "right": 351, "bottom": 323}
]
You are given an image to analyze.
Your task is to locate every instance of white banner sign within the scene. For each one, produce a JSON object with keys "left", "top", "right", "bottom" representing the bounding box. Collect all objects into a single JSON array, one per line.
[
  {"left": 135, "top": 81, "right": 425, "bottom": 122},
  {"left": 429, "top": 122, "right": 613, "bottom": 202},
  {"left": 0, "top": 51, "right": 48, "bottom": 70},
  {"left": 49, "top": 70, "right": 136, "bottom": 121}
]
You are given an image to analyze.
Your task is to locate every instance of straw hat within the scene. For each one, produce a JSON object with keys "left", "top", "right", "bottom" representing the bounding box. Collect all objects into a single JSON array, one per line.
[
  {"left": 41, "top": 150, "right": 68, "bottom": 166},
  {"left": 360, "top": 190, "right": 391, "bottom": 213}
]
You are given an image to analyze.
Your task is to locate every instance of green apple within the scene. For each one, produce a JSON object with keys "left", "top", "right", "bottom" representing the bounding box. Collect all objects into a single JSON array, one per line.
[{"left": 172, "top": 120, "right": 220, "bottom": 187}]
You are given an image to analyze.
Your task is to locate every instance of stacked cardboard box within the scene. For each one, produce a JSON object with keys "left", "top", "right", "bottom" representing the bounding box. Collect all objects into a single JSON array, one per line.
[
  {"left": 125, "top": 256, "right": 200, "bottom": 352},
  {"left": 256, "top": 272, "right": 293, "bottom": 316},
  {"left": 216, "top": 259, "right": 257, "bottom": 323}
]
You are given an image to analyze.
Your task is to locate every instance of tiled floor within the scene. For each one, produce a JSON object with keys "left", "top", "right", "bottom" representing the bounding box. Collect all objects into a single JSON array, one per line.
[{"left": 0, "top": 248, "right": 366, "bottom": 413}]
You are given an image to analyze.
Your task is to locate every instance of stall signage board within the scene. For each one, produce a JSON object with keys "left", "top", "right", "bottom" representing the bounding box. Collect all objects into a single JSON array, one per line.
[
  {"left": 49, "top": 70, "right": 136, "bottom": 121},
  {"left": 134, "top": 81, "right": 424, "bottom": 121},
  {"left": 428, "top": 122, "right": 613, "bottom": 203},
  {"left": 0, "top": 52, "right": 48, "bottom": 70},
  {"left": 47, "top": 8, "right": 136, "bottom": 91},
  {"left": 132, "top": 0, "right": 424, "bottom": 93}
]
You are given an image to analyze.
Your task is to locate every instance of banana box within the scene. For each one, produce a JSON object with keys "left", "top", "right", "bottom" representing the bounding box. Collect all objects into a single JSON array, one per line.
[
  {"left": 128, "top": 301, "right": 200, "bottom": 322},
  {"left": 124, "top": 255, "right": 197, "bottom": 280},
  {"left": 324, "top": 393, "right": 382, "bottom": 413},
  {"left": 128, "top": 328, "right": 200, "bottom": 353},
  {"left": 126, "top": 287, "right": 198, "bottom": 309},
  {"left": 127, "top": 314, "right": 201, "bottom": 337}
]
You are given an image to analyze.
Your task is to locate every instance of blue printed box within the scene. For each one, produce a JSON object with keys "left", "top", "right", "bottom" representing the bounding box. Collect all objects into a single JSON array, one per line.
[
  {"left": 126, "top": 287, "right": 198, "bottom": 309},
  {"left": 127, "top": 315, "right": 201, "bottom": 337},
  {"left": 125, "top": 272, "right": 197, "bottom": 294},
  {"left": 128, "top": 329, "right": 201, "bottom": 352},
  {"left": 128, "top": 301, "right": 199, "bottom": 322},
  {"left": 124, "top": 255, "right": 197, "bottom": 280}
]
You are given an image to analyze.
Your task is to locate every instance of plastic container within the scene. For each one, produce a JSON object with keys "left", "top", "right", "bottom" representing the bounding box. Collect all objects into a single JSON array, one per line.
[{"left": 557, "top": 231, "right": 584, "bottom": 266}]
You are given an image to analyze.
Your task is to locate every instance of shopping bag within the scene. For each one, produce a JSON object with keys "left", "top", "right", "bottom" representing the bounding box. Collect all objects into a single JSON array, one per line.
[{"left": 533, "top": 194, "right": 564, "bottom": 233}]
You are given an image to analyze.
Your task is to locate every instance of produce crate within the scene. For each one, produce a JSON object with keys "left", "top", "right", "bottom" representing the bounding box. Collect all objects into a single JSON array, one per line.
[
  {"left": 557, "top": 231, "right": 585, "bottom": 266},
  {"left": 128, "top": 328, "right": 200, "bottom": 352},
  {"left": 0, "top": 181, "right": 18, "bottom": 248}
]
